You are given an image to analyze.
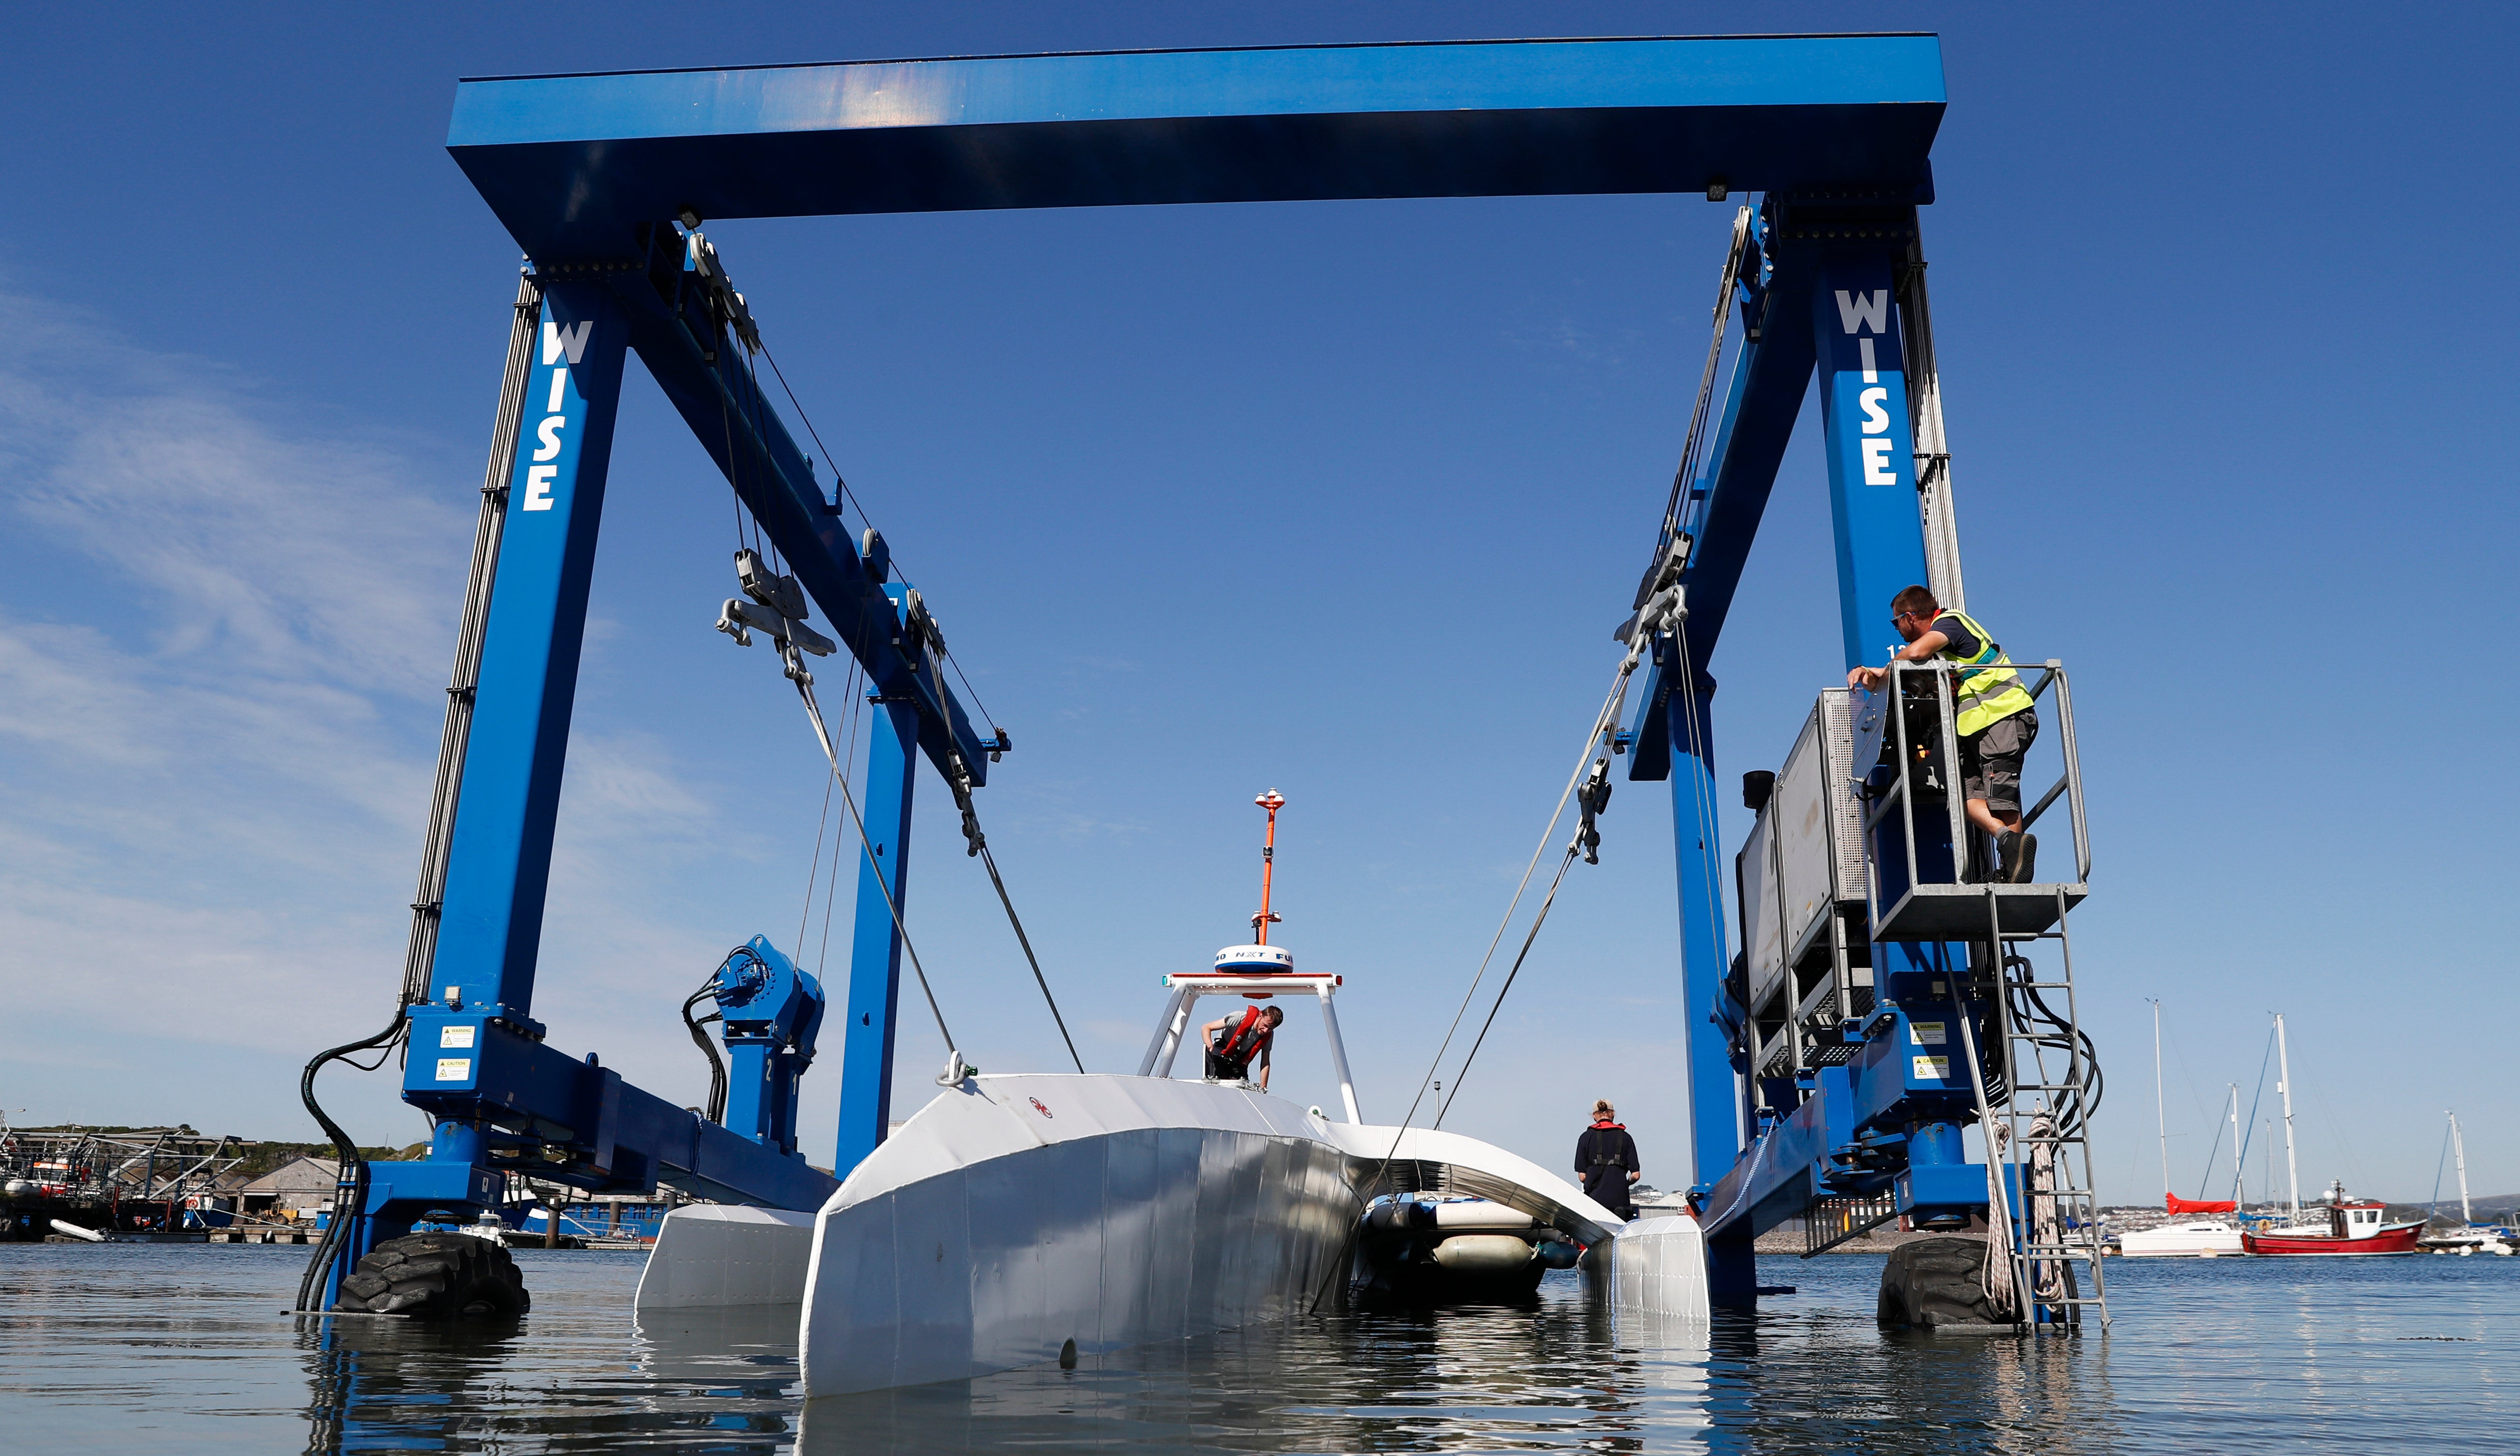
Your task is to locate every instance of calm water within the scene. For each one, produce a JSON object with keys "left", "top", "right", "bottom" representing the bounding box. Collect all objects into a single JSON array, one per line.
[{"left": 1, "top": 1242, "right": 2511, "bottom": 1452}]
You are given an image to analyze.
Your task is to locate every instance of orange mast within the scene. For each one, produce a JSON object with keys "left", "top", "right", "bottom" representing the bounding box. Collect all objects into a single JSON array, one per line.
[{"left": 1251, "top": 789, "right": 1285, "bottom": 944}]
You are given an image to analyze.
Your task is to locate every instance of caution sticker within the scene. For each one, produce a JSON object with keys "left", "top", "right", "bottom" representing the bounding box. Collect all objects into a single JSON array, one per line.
[
  {"left": 1912, "top": 1055, "right": 1950, "bottom": 1080},
  {"left": 439, "top": 1024, "right": 476, "bottom": 1048},
  {"left": 435, "top": 1058, "right": 472, "bottom": 1082},
  {"left": 1910, "top": 1021, "right": 1947, "bottom": 1047}
]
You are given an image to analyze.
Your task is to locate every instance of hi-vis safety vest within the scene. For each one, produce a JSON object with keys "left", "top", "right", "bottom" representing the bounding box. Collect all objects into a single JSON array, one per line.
[{"left": 1933, "top": 610, "right": 2036, "bottom": 737}]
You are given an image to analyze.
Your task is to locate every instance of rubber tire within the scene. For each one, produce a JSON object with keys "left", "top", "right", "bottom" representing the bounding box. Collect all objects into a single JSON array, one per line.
[
  {"left": 1877, "top": 1235, "right": 2008, "bottom": 1329},
  {"left": 332, "top": 1232, "right": 529, "bottom": 1319}
]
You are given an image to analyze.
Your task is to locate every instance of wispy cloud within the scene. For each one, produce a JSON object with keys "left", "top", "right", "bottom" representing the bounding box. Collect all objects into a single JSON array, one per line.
[
  {"left": 0, "top": 293, "right": 466, "bottom": 1073},
  {"left": 0, "top": 292, "right": 738, "bottom": 1127}
]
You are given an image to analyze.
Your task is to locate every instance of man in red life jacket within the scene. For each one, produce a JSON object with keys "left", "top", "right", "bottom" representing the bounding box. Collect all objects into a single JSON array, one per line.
[
  {"left": 1575, "top": 1100, "right": 1641, "bottom": 1220},
  {"left": 1202, "top": 1004, "right": 1284, "bottom": 1088}
]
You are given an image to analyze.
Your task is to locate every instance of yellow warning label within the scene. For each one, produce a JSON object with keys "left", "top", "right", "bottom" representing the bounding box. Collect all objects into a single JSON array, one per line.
[{"left": 1911, "top": 1055, "right": 1950, "bottom": 1080}]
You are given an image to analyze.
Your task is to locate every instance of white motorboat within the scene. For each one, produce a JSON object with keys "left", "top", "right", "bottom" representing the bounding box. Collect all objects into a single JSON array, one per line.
[
  {"left": 636, "top": 946, "right": 1707, "bottom": 1394},
  {"left": 639, "top": 793, "right": 1706, "bottom": 1393}
]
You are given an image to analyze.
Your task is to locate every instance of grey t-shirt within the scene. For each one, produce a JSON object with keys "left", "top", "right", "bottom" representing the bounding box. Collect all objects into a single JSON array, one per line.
[{"left": 1932, "top": 612, "right": 1986, "bottom": 660}]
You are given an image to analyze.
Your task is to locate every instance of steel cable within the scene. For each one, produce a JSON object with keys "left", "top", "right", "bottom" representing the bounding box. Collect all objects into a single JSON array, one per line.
[
  {"left": 1433, "top": 843, "right": 1581, "bottom": 1128},
  {"left": 975, "top": 838, "right": 1085, "bottom": 1074},
  {"left": 1362, "top": 652, "right": 1644, "bottom": 1195},
  {"left": 792, "top": 676, "right": 960, "bottom": 1057}
]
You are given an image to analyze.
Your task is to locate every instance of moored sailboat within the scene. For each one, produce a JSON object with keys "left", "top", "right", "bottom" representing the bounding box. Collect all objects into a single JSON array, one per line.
[{"left": 2118, "top": 1004, "right": 2242, "bottom": 1257}]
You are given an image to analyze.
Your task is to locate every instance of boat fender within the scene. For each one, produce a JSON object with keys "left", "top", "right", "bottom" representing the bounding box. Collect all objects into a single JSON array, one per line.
[
  {"left": 1365, "top": 1200, "right": 1437, "bottom": 1235},
  {"left": 1432, "top": 1202, "right": 1538, "bottom": 1232},
  {"left": 1431, "top": 1234, "right": 1537, "bottom": 1272},
  {"left": 1534, "top": 1237, "right": 1582, "bottom": 1270},
  {"left": 49, "top": 1219, "right": 107, "bottom": 1243}
]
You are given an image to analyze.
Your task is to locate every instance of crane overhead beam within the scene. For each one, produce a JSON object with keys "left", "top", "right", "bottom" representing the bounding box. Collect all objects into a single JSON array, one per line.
[{"left": 446, "top": 35, "right": 1944, "bottom": 253}]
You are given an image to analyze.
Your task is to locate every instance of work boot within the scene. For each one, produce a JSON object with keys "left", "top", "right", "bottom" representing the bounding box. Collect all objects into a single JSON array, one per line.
[{"left": 1997, "top": 830, "right": 2038, "bottom": 884}]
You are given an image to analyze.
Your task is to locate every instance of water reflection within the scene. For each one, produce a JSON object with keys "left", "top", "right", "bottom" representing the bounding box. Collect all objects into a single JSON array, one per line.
[
  {"left": 289, "top": 1267, "right": 2134, "bottom": 1454},
  {"left": 794, "top": 1281, "right": 1715, "bottom": 1454},
  {"left": 1698, "top": 1299, "right": 2119, "bottom": 1454},
  {"left": 21, "top": 1247, "right": 2466, "bottom": 1454},
  {"left": 297, "top": 1298, "right": 802, "bottom": 1452}
]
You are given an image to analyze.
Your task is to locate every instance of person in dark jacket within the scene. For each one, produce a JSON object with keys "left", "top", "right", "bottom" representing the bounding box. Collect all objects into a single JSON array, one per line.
[{"left": 1575, "top": 1100, "right": 1641, "bottom": 1219}]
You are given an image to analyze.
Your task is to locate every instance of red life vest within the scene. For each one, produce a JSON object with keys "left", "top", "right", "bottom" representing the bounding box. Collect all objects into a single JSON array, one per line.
[{"left": 1214, "top": 1006, "right": 1271, "bottom": 1066}]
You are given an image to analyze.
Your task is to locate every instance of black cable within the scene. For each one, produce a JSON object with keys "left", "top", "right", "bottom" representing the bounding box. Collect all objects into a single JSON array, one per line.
[
  {"left": 758, "top": 337, "right": 1013, "bottom": 741},
  {"left": 1434, "top": 845, "right": 1580, "bottom": 1129},
  {"left": 293, "top": 1007, "right": 410, "bottom": 1314},
  {"left": 682, "top": 975, "right": 730, "bottom": 1125},
  {"left": 1999, "top": 964, "right": 2104, "bottom": 1139},
  {"left": 758, "top": 341, "right": 869, "bottom": 533},
  {"left": 975, "top": 841, "right": 1085, "bottom": 1074},
  {"left": 939, "top": 648, "right": 1003, "bottom": 745}
]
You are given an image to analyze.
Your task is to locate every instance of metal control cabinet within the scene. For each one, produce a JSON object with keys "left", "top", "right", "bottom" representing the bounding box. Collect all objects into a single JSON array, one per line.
[{"left": 1734, "top": 690, "right": 1873, "bottom": 1102}]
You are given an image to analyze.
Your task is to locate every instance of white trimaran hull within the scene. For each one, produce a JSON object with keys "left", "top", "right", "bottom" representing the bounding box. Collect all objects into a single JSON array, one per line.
[{"left": 636, "top": 1072, "right": 1707, "bottom": 1395}]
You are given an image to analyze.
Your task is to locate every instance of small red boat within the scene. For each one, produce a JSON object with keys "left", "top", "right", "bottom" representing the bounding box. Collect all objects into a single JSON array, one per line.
[{"left": 2241, "top": 1183, "right": 2423, "bottom": 1256}]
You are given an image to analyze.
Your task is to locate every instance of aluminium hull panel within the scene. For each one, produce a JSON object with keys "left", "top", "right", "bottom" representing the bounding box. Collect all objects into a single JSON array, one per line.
[{"left": 793, "top": 1072, "right": 1658, "bottom": 1396}]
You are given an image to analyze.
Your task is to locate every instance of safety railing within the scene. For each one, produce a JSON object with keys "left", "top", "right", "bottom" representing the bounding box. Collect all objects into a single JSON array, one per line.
[{"left": 1857, "top": 658, "right": 2089, "bottom": 942}]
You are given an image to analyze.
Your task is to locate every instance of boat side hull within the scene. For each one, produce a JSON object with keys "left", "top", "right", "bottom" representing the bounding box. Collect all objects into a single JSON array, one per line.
[
  {"left": 803, "top": 1123, "right": 1353, "bottom": 1393},
  {"left": 2116, "top": 1222, "right": 2243, "bottom": 1258},
  {"left": 796, "top": 1073, "right": 1666, "bottom": 1396},
  {"left": 2241, "top": 1225, "right": 2423, "bottom": 1256},
  {"left": 800, "top": 1076, "right": 1372, "bottom": 1396}
]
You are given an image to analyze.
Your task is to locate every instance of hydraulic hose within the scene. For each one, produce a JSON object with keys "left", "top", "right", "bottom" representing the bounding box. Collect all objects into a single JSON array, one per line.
[
  {"left": 293, "top": 1008, "right": 410, "bottom": 1314},
  {"left": 683, "top": 975, "right": 730, "bottom": 1125}
]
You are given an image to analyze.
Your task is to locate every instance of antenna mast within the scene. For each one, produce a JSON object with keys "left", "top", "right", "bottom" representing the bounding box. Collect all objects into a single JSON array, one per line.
[{"left": 1251, "top": 790, "right": 1286, "bottom": 945}]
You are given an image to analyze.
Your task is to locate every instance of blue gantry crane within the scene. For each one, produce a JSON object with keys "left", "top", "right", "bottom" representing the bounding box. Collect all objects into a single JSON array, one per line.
[
  {"left": 1617, "top": 192, "right": 2108, "bottom": 1324},
  {"left": 300, "top": 222, "right": 1008, "bottom": 1309},
  {"left": 307, "top": 32, "right": 2099, "bottom": 1324}
]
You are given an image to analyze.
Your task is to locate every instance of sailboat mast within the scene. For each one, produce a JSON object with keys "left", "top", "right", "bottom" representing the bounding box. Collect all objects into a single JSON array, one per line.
[
  {"left": 2451, "top": 1111, "right": 2472, "bottom": 1224},
  {"left": 2152, "top": 1000, "right": 2170, "bottom": 1203},
  {"left": 2274, "top": 1013, "right": 2301, "bottom": 1221},
  {"left": 2227, "top": 1084, "right": 2244, "bottom": 1206}
]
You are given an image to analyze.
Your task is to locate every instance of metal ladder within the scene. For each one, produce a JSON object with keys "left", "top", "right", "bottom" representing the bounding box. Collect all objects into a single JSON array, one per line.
[{"left": 1962, "top": 885, "right": 2109, "bottom": 1329}]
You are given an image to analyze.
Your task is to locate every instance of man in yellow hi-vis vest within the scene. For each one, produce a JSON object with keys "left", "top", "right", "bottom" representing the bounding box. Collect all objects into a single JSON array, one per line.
[{"left": 1849, "top": 584, "right": 2041, "bottom": 883}]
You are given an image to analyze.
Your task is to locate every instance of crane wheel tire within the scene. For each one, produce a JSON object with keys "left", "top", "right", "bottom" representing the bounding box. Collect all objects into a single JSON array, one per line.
[
  {"left": 331, "top": 1232, "right": 530, "bottom": 1319},
  {"left": 1876, "top": 1236, "right": 2009, "bottom": 1329}
]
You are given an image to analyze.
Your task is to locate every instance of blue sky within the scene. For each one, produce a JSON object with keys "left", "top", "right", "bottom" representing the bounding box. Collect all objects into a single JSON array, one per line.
[{"left": 2, "top": 2, "right": 2513, "bottom": 1209}]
